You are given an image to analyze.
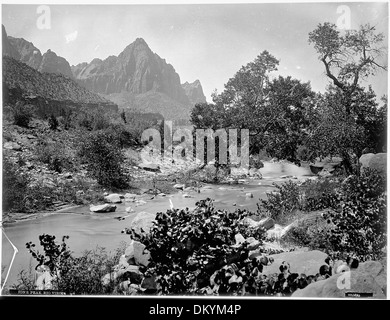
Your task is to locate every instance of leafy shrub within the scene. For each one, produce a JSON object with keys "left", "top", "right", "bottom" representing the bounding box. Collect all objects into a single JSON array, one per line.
[
  {"left": 299, "top": 178, "right": 340, "bottom": 211},
  {"left": 48, "top": 114, "right": 59, "bottom": 130},
  {"left": 34, "top": 139, "right": 73, "bottom": 173},
  {"left": 2, "top": 158, "right": 30, "bottom": 212},
  {"left": 323, "top": 168, "right": 387, "bottom": 261},
  {"left": 128, "top": 198, "right": 266, "bottom": 295},
  {"left": 76, "top": 108, "right": 110, "bottom": 131},
  {"left": 249, "top": 154, "right": 264, "bottom": 169},
  {"left": 258, "top": 180, "right": 301, "bottom": 223},
  {"left": 282, "top": 220, "right": 333, "bottom": 252},
  {"left": 258, "top": 178, "right": 342, "bottom": 223},
  {"left": 12, "top": 102, "right": 35, "bottom": 128},
  {"left": 78, "top": 130, "right": 129, "bottom": 188},
  {"left": 22, "top": 234, "right": 123, "bottom": 295}
]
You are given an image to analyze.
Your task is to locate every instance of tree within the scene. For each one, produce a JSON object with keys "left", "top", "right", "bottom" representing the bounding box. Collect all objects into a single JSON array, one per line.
[
  {"left": 307, "top": 23, "right": 387, "bottom": 173},
  {"left": 78, "top": 130, "right": 129, "bottom": 188},
  {"left": 308, "top": 23, "right": 387, "bottom": 108},
  {"left": 191, "top": 52, "right": 315, "bottom": 164}
]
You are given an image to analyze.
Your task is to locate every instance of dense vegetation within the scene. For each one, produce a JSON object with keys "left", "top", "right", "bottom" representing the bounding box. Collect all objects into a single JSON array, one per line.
[{"left": 191, "top": 23, "right": 387, "bottom": 173}]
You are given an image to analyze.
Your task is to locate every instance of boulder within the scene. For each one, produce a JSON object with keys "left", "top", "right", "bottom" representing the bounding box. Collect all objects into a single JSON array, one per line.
[
  {"left": 138, "top": 163, "right": 160, "bottom": 172},
  {"left": 4, "top": 142, "right": 22, "bottom": 151},
  {"left": 261, "top": 250, "right": 328, "bottom": 276},
  {"left": 124, "top": 240, "right": 151, "bottom": 267},
  {"left": 124, "top": 193, "right": 137, "bottom": 201},
  {"left": 292, "top": 271, "right": 385, "bottom": 298},
  {"left": 245, "top": 192, "right": 254, "bottom": 198},
  {"left": 128, "top": 211, "right": 156, "bottom": 235},
  {"left": 359, "top": 153, "right": 386, "bottom": 177},
  {"left": 104, "top": 193, "right": 122, "bottom": 203},
  {"left": 241, "top": 217, "right": 275, "bottom": 231},
  {"left": 258, "top": 217, "right": 275, "bottom": 230},
  {"left": 90, "top": 204, "right": 117, "bottom": 213},
  {"left": 125, "top": 206, "right": 135, "bottom": 213},
  {"left": 173, "top": 184, "right": 185, "bottom": 190}
]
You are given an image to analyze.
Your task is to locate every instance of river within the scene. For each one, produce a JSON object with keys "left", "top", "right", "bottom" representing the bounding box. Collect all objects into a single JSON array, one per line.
[{"left": 1, "top": 161, "right": 314, "bottom": 288}]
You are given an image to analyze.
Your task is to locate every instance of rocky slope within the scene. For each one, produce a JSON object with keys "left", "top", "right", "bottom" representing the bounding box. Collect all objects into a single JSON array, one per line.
[
  {"left": 3, "top": 56, "right": 117, "bottom": 112},
  {"left": 4, "top": 25, "right": 74, "bottom": 79},
  {"left": 182, "top": 80, "right": 207, "bottom": 105}
]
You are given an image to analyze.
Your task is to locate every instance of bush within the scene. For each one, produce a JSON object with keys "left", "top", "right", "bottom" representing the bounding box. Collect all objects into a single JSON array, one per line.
[
  {"left": 249, "top": 154, "right": 264, "bottom": 169},
  {"left": 2, "top": 158, "right": 30, "bottom": 212},
  {"left": 299, "top": 178, "right": 340, "bottom": 211},
  {"left": 258, "top": 178, "right": 342, "bottom": 223},
  {"left": 78, "top": 130, "right": 129, "bottom": 189},
  {"left": 48, "top": 114, "right": 59, "bottom": 130},
  {"left": 127, "top": 198, "right": 267, "bottom": 295},
  {"left": 323, "top": 168, "right": 387, "bottom": 261},
  {"left": 76, "top": 108, "right": 110, "bottom": 131},
  {"left": 20, "top": 234, "right": 124, "bottom": 295},
  {"left": 258, "top": 180, "right": 301, "bottom": 223},
  {"left": 12, "top": 102, "right": 35, "bottom": 127},
  {"left": 34, "top": 138, "right": 73, "bottom": 173}
]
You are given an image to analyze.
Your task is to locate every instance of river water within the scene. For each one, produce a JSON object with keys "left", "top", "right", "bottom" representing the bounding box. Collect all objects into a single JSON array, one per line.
[{"left": 1, "top": 161, "right": 314, "bottom": 288}]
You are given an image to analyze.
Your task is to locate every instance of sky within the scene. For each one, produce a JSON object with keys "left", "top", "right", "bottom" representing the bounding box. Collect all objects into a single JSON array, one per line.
[{"left": 1, "top": 1, "right": 388, "bottom": 102}]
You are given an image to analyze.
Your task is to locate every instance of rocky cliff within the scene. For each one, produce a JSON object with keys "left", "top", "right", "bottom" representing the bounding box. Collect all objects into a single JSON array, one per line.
[
  {"left": 182, "top": 80, "right": 207, "bottom": 105},
  {"left": 72, "top": 38, "right": 190, "bottom": 105},
  {"left": 8, "top": 36, "right": 42, "bottom": 70},
  {"left": 2, "top": 25, "right": 20, "bottom": 60},
  {"left": 3, "top": 25, "right": 73, "bottom": 79},
  {"left": 3, "top": 56, "right": 117, "bottom": 114}
]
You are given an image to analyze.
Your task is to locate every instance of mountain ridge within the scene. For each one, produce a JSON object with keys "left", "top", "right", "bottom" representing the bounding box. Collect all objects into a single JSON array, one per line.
[{"left": 2, "top": 25, "right": 207, "bottom": 120}]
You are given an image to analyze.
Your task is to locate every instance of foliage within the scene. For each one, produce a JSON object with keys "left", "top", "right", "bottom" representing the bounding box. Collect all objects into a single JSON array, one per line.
[
  {"left": 258, "top": 180, "right": 302, "bottom": 223},
  {"left": 78, "top": 130, "right": 129, "bottom": 188},
  {"left": 11, "top": 102, "right": 35, "bottom": 128},
  {"left": 258, "top": 178, "right": 341, "bottom": 223},
  {"left": 48, "top": 114, "right": 59, "bottom": 130},
  {"left": 299, "top": 178, "right": 340, "bottom": 211},
  {"left": 323, "top": 168, "right": 387, "bottom": 261},
  {"left": 22, "top": 234, "right": 124, "bottom": 295},
  {"left": 308, "top": 23, "right": 387, "bottom": 97},
  {"left": 306, "top": 23, "right": 387, "bottom": 173},
  {"left": 34, "top": 138, "right": 74, "bottom": 173},
  {"left": 191, "top": 53, "right": 315, "bottom": 163},
  {"left": 128, "top": 198, "right": 266, "bottom": 295},
  {"left": 76, "top": 108, "right": 111, "bottom": 131},
  {"left": 2, "top": 158, "right": 30, "bottom": 212}
]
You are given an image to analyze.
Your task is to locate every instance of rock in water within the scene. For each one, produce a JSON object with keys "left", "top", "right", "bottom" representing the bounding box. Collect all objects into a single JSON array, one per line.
[
  {"left": 129, "top": 211, "right": 156, "bottom": 235},
  {"left": 292, "top": 271, "right": 385, "bottom": 298},
  {"left": 104, "top": 193, "right": 122, "bottom": 203},
  {"left": 90, "top": 204, "right": 117, "bottom": 213},
  {"left": 173, "top": 184, "right": 185, "bottom": 190},
  {"left": 138, "top": 163, "right": 161, "bottom": 172}
]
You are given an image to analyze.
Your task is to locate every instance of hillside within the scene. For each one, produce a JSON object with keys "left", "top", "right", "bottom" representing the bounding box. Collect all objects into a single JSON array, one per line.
[{"left": 3, "top": 57, "right": 118, "bottom": 112}]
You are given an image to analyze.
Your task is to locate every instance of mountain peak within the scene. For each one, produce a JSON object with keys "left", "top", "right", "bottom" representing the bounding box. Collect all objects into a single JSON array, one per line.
[{"left": 182, "top": 80, "right": 207, "bottom": 105}]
